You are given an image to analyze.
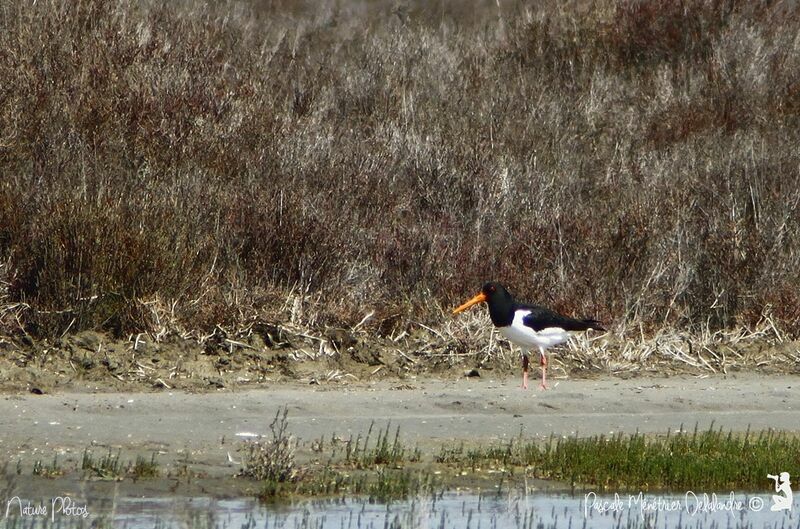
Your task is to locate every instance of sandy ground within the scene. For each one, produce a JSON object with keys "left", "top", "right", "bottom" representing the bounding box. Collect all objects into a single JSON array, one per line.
[{"left": 2, "top": 374, "right": 798, "bottom": 476}]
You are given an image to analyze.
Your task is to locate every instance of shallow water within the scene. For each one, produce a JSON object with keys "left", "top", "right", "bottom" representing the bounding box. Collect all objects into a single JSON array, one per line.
[{"left": 2, "top": 491, "right": 798, "bottom": 529}]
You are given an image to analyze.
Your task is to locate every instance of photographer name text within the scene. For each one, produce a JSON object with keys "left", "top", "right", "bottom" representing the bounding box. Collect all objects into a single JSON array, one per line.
[{"left": 584, "top": 491, "right": 765, "bottom": 518}]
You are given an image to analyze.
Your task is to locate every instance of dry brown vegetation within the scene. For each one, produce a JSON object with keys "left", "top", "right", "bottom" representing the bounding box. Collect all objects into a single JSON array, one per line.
[{"left": 1, "top": 0, "right": 799, "bottom": 350}]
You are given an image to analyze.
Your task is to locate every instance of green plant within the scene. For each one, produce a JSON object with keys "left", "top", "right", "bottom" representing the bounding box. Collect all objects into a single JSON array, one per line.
[
  {"left": 439, "top": 424, "right": 800, "bottom": 491},
  {"left": 128, "top": 453, "right": 159, "bottom": 479},
  {"left": 32, "top": 455, "right": 62, "bottom": 478},
  {"left": 345, "top": 422, "right": 420, "bottom": 468},
  {"left": 82, "top": 448, "right": 123, "bottom": 480}
]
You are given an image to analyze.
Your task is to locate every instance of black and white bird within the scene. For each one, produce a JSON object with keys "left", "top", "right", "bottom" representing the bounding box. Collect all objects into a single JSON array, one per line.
[{"left": 453, "top": 282, "right": 605, "bottom": 390}]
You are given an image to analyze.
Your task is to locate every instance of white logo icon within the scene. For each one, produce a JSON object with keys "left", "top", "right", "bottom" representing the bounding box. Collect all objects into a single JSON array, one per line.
[{"left": 767, "top": 472, "right": 792, "bottom": 512}]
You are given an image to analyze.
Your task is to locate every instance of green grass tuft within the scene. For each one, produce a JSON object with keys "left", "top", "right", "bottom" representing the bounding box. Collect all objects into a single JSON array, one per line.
[
  {"left": 439, "top": 424, "right": 800, "bottom": 491},
  {"left": 32, "top": 455, "right": 63, "bottom": 478},
  {"left": 344, "top": 422, "right": 421, "bottom": 468},
  {"left": 82, "top": 448, "right": 123, "bottom": 480},
  {"left": 128, "top": 453, "right": 160, "bottom": 479}
]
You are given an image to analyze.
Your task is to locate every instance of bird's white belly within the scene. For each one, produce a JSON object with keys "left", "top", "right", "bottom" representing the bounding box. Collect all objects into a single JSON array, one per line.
[{"left": 498, "top": 311, "right": 571, "bottom": 352}]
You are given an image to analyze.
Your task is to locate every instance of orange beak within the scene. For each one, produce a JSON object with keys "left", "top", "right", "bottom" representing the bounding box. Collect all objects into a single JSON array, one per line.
[{"left": 452, "top": 292, "right": 487, "bottom": 314}]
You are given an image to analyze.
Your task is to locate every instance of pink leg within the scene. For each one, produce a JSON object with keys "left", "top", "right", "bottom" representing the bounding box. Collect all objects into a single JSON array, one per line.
[
  {"left": 521, "top": 354, "right": 529, "bottom": 390},
  {"left": 539, "top": 352, "right": 549, "bottom": 390}
]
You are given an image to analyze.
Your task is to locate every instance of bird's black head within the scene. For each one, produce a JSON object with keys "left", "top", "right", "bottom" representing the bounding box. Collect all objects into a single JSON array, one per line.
[
  {"left": 453, "top": 281, "right": 516, "bottom": 326},
  {"left": 480, "top": 281, "right": 510, "bottom": 300}
]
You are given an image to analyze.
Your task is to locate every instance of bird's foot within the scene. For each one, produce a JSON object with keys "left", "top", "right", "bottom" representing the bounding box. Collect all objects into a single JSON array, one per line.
[{"left": 538, "top": 382, "right": 549, "bottom": 391}]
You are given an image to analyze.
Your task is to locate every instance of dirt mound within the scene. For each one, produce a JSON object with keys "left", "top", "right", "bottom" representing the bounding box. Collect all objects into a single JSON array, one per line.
[{"left": 1, "top": 319, "right": 798, "bottom": 394}]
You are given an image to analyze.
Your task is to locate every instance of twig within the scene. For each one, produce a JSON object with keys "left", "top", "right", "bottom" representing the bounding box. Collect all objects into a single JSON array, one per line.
[
  {"left": 225, "top": 339, "right": 257, "bottom": 352},
  {"left": 353, "top": 311, "right": 374, "bottom": 331},
  {"left": 60, "top": 318, "right": 76, "bottom": 339},
  {"left": 412, "top": 321, "right": 445, "bottom": 340},
  {"left": 396, "top": 350, "right": 418, "bottom": 364}
]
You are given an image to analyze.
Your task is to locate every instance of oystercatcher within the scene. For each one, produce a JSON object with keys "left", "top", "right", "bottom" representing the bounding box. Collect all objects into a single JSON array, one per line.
[{"left": 453, "top": 282, "right": 605, "bottom": 390}]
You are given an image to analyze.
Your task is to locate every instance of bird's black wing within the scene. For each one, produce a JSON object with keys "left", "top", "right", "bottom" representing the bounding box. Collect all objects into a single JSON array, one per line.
[{"left": 518, "top": 304, "right": 606, "bottom": 332}]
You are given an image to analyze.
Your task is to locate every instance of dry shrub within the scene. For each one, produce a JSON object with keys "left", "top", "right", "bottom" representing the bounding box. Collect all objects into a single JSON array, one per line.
[
  {"left": 240, "top": 407, "right": 299, "bottom": 484},
  {"left": 0, "top": 0, "right": 798, "bottom": 340}
]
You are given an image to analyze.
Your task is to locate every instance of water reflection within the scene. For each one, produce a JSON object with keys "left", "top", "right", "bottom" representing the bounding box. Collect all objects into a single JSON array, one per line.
[{"left": 2, "top": 491, "right": 798, "bottom": 528}]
